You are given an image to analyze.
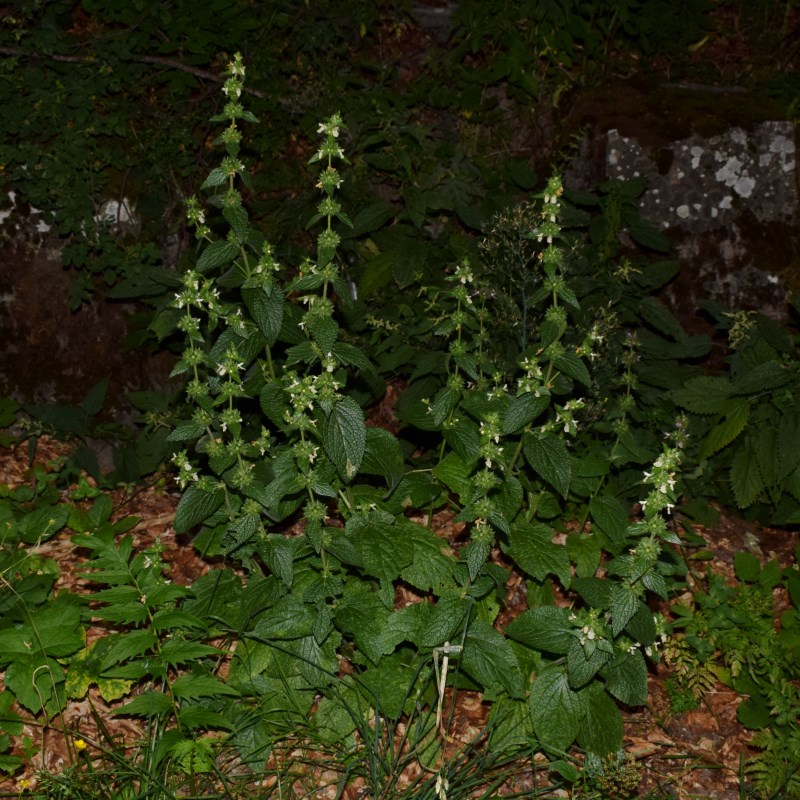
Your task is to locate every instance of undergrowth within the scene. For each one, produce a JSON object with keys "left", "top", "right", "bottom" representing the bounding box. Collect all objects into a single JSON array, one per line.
[{"left": 1, "top": 38, "right": 800, "bottom": 800}]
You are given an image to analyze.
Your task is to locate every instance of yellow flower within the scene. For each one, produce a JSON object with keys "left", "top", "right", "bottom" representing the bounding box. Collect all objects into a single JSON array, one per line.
[
  {"left": 74, "top": 738, "right": 87, "bottom": 751},
  {"left": 17, "top": 777, "right": 31, "bottom": 790}
]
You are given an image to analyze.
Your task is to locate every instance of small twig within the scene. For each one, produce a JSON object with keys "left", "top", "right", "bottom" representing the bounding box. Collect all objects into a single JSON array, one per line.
[{"left": 0, "top": 46, "right": 265, "bottom": 98}]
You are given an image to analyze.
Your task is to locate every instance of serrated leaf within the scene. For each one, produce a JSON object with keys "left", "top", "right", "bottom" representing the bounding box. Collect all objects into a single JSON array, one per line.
[
  {"left": 348, "top": 516, "right": 415, "bottom": 584},
  {"left": 99, "top": 630, "right": 158, "bottom": 671},
  {"left": 523, "top": 433, "right": 571, "bottom": 497},
  {"left": 628, "top": 220, "right": 670, "bottom": 252},
  {"left": 603, "top": 650, "right": 647, "bottom": 706},
  {"left": 174, "top": 486, "right": 225, "bottom": 534},
  {"left": 431, "top": 386, "right": 459, "bottom": 427},
  {"left": 732, "top": 360, "right": 793, "bottom": 395},
  {"left": 529, "top": 665, "right": 585, "bottom": 752},
  {"left": 623, "top": 603, "right": 656, "bottom": 645},
  {"left": 401, "top": 527, "right": 453, "bottom": 593},
  {"left": 572, "top": 577, "right": 611, "bottom": 609},
  {"left": 171, "top": 674, "right": 240, "bottom": 700},
  {"left": 195, "top": 240, "right": 238, "bottom": 274},
  {"left": 638, "top": 296, "right": 686, "bottom": 340},
  {"left": 114, "top": 691, "right": 172, "bottom": 717},
  {"left": 671, "top": 376, "right": 732, "bottom": 415},
  {"left": 242, "top": 286, "right": 284, "bottom": 346},
  {"left": 432, "top": 452, "right": 472, "bottom": 500},
  {"left": 200, "top": 167, "right": 227, "bottom": 189},
  {"left": 463, "top": 620, "right": 524, "bottom": 699},
  {"left": 731, "top": 438, "right": 762, "bottom": 508},
  {"left": 307, "top": 314, "right": 339, "bottom": 353},
  {"left": 159, "top": 640, "right": 220, "bottom": 666},
  {"left": 503, "top": 393, "right": 549, "bottom": 434},
  {"left": 700, "top": 398, "right": 749, "bottom": 459},
  {"left": 589, "top": 495, "right": 629, "bottom": 548},
  {"left": 567, "top": 637, "right": 612, "bottom": 688},
  {"left": 554, "top": 353, "right": 591, "bottom": 387},
  {"left": 576, "top": 684, "right": 622, "bottom": 756},
  {"left": 420, "top": 594, "right": 471, "bottom": 647},
  {"left": 253, "top": 595, "right": 316, "bottom": 640},
  {"left": 360, "top": 427, "right": 404, "bottom": 488},
  {"left": 349, "top": 200, "right": 396, "bottom": 236},
  {"left": 611, "top": 585, "right": 642, "bottom": 637},
  {"left": 508, "top": 521, "right": 571, "bottom": 587},
  {"left": 223, "top": 204, "right": 248, "bottom": 244},
  {"left": 166, "top": 421, "right": 205, "bottom": 442},
  {"left": 463, "top": 536, "right": 491, "bottom": 581},
  {"left": 506, "top": 606, "right": 573, "bottom": 654},
  {"left": 333, "top": 585, "right": 391, "bottom": 664},
  {"left": 443, "top": 417, "right": 481, "bottom": 461},
  {"left": 322, "top": 397, "right": 366, "bottom": 482}
]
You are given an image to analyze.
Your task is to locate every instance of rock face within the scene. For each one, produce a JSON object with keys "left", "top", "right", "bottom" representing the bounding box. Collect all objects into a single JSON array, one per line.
[{"left": 564, "top": 82, "right": 799, "bottom": 326}]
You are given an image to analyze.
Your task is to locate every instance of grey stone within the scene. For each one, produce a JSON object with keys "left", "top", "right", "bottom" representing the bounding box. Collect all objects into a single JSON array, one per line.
[{"left": 569, "top": 118, "right": 799, "bottom": 323}]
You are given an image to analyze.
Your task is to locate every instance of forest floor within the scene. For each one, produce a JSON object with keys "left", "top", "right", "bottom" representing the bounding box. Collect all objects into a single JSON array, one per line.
[{"left": 2, "top": 435, "right": 798, "bottom": 799}]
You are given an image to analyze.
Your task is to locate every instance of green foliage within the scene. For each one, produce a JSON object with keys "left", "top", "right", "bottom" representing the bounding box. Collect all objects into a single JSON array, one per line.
[
  {"left": 672, "top": 307, "right": 800, "bottom": 522},
  {"left": 665, "top": 546, "right": 800, "bottom": 799},
  {"left": 154, "top": 58, "right": 697, "bottom": 780}
]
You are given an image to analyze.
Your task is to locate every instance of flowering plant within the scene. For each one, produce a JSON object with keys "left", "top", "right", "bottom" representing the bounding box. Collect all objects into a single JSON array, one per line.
[{"left": 161, "top": 54, "right": 688, "bottom": 763}]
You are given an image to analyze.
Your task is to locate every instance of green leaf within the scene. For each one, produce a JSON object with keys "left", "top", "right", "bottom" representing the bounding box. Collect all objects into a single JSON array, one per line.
[
  {"left": 115, "top": 691, "right": 172, "bottom": 717},
  {"left": 432, "top": 452, "right": 472, "bottom": 500},
  {"left": 554, "top": 353, "right": 591, "bottom": 388},
  {"left": 734, "top": 551, "right": 761, "bottom": 583},
  {"left": 567, "top": 533, "right": 601, "bottom": 578},
  {"left": 333, "top": 585, "right": 391, "bottom": 664},
  {"left": 523, "top": 433, "right": 571, "bottom": 498},
  {"left": 347, "top": 514, "right": 415, "bottom": 584},
  {"left": 166, "top": 421, "right": 205, "bottom": 442},
  {"left": 29, "top": 603, "right": 84, "bottom": 658},
  {"left": 508, "top": 521, "right": 571, "bottom": 587},
  {"left": 253, "top": 595, "right": 316, "bottom": 640},
  {"left": 503, "top": 393, "right": 549, "bottom": 434},
  {"left": 572, "top": 577, "right": 611, "bottom": 610},
  {"left": 223, "top": 203, "right": 248, "bottom": 244},
  {"left": 737, "top": 695, "right": 771, "bottom": 729},
  {"left": 699, "top": 398, "right": 749, "bottom": 459},
  {"left": 242, "top": 286, "right": 284, "bottom": 346},
  {"left": 420, "top": 594, "right": 471, "bottom": 648},
  {"left": 322, "top": 397, "right": 366, "bottom": 482},
  {"left": 733, "top": 361, "right": 793, "bottom": 395},
  {"left": 589, "top": 495, "right": 629, "bottom": 549},
  {"left": 431, "top": 386, "right": 459, "bottom": 427},
  {"left": 196, "top": 240, "right": 238, "bottom": 274},
  {"left": 671, "top": 376, "right": 732, "bottom": 415},
  {"left": 506, "top": 606, "right": 573, "bottom": 654},
  {"left": 603, "top": 650, "right": 648, "bottom": 706},
  {"left": 443, "top": 418, "right": 481, "bottom": 462},
  {"left": 638, "top": 297, "right": 686, "bottom": 340},
  {"left": 349, "top": 200, "right": 395, "bottom": 236},
  {"left": 174, "top": 485, "right": 225, "bottom": 533},
  {"left": 306, "top": 315, "right": 339, "bottom": 353},
  {"left": 82, "top": 377, "right": 109, "bottom": 416},
  {"left": 463, "top": 620, "right": 524, "bottom": 699},
  {"left": 159, "top": 640, "right": 220, "bottom": 667},
  {"left": 731, "top": 439, "right": 763, "bottom": 508},
  {"left": 610, "top": 585, "right": 642, "bottom": 637},
  {"left": 628, "top": 220, "right": 670, "bottom": 252},
  {"left": 623, "top": 603, "right": 656, "bottom": 645},
  {"left": 400, "top": 527, "right": 454, "bottom": 594},
  {"left": 577, "top": 684, "right": 623, "bottom": 756},
  {"left": 529, "top": 665, "right": 584, "bottom": 752},
  {"left": 171, "top": 674, "right": 240, "bottom": 700},
  {"left": 567, "top": 638, "right": 613, "bottom": 688},
  {"left": 360, "top": 427, "right": 404, "bottom": 488}
]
